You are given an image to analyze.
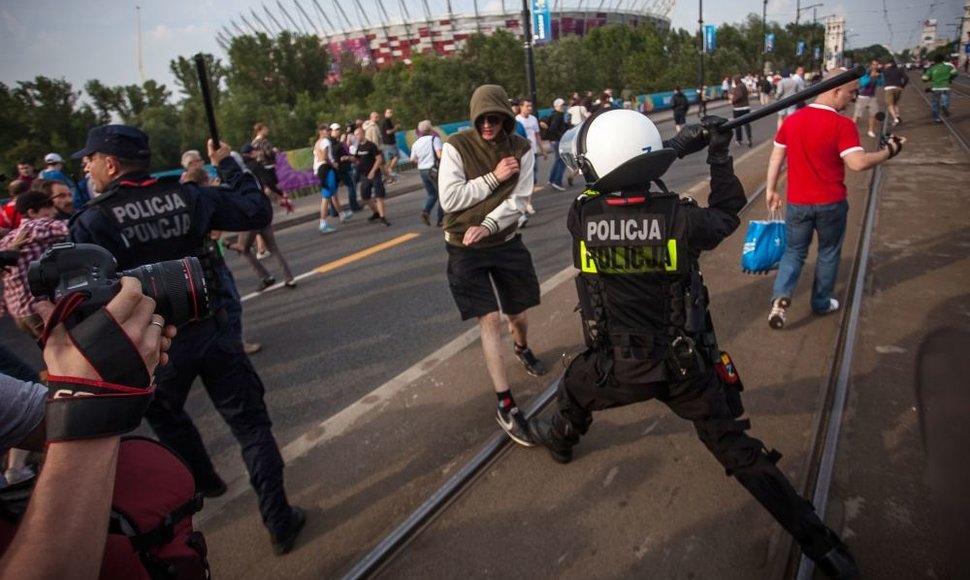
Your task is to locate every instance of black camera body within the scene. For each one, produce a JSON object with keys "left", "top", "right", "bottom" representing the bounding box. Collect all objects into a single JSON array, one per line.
[{"left": 28, "top": 242, "right": 210, "bottom": 327}]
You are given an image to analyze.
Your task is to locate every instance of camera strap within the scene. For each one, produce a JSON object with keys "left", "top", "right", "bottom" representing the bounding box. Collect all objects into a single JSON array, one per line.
[{"left": 39, "top": 292, "right": 154, "bottom": 442}]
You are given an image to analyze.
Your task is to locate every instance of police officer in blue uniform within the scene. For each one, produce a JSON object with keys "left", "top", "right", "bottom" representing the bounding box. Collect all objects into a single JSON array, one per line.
[
  {"left": 69, "top": 125, "right": 305, "bottom": 555},
  {"left": 528, "top": 110, "right": 858, "bottom": 579}
]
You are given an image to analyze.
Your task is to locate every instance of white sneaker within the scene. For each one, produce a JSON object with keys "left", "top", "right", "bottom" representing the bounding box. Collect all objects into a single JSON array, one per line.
[
  {"left": 815, "top": 298, "right": 840, "bottom": 315},
  {"left": 256, "top": 250, "right": 271, "bottom": 260},
  {"left": 768, "top": 297, "right": 790, "bottom": 330},
  {"left": 525, "top": 203, "right": 536, "bottom": 215},
  {"left": 549, "top": 182, "right": 565, "bottom": 191},
  {"left": 867, "top": 131, "right": 876, "bottom": 138},
  {"left": 339, "top": 210, "right": 353, "bottom": 222}
]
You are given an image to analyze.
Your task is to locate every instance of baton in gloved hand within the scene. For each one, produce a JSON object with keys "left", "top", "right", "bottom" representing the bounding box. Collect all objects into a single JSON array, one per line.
[
  {"left": 193, "top": 53, "right": 220, "bottom": 147},
  {"left": 717, "top": 65, "right": 865, "bottom": 133}
]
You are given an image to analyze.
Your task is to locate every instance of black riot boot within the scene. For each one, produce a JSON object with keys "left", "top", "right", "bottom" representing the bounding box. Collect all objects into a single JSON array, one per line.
[
  {"left": 528, "top": 414, "right": 580, "bottom": 464},
  {"left": 805, "top": 528, "right": 859, "bottom": 579}
]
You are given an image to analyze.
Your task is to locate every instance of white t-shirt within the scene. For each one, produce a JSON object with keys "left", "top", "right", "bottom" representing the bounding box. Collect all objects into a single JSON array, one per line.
[
  {"left": 517, "top": 114, "right": 541, "bottom": 153},
  {"left": 312, "top": 137, "right": 333, "bottom": 172},
  {"left": 566, "top": 105, "right": 587, "bottom": 126},
  {"left": 410, "top": 134, "right": 443, "bottom": 170}
]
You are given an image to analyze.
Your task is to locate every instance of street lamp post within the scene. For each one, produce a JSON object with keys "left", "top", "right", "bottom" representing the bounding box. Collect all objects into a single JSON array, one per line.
[
  {"left": 762, "top": 0, "right": 768, "bottom": 75},
  {"left": 796, "top": 2, "right": 823, "bottom": 66},
  {"left": 698, "top": 0, "right": 704, "bottom": 94}
]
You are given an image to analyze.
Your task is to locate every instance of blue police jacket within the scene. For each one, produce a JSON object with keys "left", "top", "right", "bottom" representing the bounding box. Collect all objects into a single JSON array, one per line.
[{"left": 69, "top": 156, "right": 272, "bottom": 313}]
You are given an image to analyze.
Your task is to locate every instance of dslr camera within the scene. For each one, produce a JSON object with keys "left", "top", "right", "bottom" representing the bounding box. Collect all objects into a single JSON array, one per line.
[{"left": 28, "top": 242, "right": 210, "bottom": 327}]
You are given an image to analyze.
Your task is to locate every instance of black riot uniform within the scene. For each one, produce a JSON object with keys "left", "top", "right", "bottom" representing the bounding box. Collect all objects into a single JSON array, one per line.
[
  {"left": 69, "top": 127, "right": 302, "bottom": 549},
  {"left": 528, "top": 112, "right": 857, "bottom": 578}
]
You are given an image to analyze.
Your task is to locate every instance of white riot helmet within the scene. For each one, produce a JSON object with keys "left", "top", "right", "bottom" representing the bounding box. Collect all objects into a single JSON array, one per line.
[{"left": 560, "top": 108, "right": 677, "bottom": 192}]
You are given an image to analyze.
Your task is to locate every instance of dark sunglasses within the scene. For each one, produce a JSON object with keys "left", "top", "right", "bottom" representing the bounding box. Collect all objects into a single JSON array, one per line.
[{"left": 477, "top": 114, "right": 503, "bottom": 126}]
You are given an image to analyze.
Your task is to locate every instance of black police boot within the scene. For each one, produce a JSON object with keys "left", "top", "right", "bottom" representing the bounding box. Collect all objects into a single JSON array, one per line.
[
  {"left": 807, "top": 529, "right": 859, "bottom": 579},
  {"left": 528, "top": 415, "right": 579, "bottom": 464},
  {"left": 271, "top": 506, "right": 307, "bottom": 556}
]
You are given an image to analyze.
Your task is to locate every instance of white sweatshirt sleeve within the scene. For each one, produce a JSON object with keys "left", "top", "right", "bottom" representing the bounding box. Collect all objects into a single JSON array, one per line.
[
  {"left": 438, "top": 142, "right": 502, "bottom": 213},
  {"left": 480, "top": 150, "right": 532, "bottom": 234}
]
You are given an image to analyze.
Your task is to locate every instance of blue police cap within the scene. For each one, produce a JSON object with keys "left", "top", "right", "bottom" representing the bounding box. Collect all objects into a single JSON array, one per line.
[{"left": 72, "top": 125, "right": 151, "bottom": 161}]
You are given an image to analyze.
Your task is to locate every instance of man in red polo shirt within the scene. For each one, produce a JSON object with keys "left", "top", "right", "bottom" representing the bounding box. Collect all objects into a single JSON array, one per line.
[{"left": 765, "top": 71, "right": 905, "bottom": 329}]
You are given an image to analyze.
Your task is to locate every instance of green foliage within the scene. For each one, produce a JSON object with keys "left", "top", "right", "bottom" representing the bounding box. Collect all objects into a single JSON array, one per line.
[{"left": 5, "top": 18, "right": 846, "bottom": 174}]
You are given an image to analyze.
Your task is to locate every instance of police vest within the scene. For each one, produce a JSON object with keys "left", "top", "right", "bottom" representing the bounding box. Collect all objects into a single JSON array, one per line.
[
  {"left": 569, "top": 190, "right": 707, "bottom": 377},
  {"left": 97, "top": 177, "right": 201, "bottom": 265}
]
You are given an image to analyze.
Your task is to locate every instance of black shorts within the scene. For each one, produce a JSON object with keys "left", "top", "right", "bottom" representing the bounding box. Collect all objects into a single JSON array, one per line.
[
  {"left": 445, "top": 235, "right": 541, "bottom": 320},
  {"left": 359, "top": 174, "right": 385, "bottom": 199},
  {"left": 673, "top": 111, "right": 687, "bottom": 125}
]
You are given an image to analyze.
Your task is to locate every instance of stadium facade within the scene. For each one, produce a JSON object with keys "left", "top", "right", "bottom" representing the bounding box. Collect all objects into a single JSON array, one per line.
[{"left": 219, "top": 1, "right": 674, "bottom": 67}]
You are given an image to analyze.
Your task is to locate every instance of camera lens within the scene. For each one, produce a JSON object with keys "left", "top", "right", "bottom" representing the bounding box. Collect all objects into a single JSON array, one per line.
[{"left": 121, "top": 257, "right": 209, "bottom": 326}]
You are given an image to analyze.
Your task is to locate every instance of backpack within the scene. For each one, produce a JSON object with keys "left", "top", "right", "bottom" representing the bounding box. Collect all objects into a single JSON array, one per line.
[
  {"left": 563, "top": 110, "right": 572, "bottom": 125},
  {"left": 1, "top": 437, "right": 210, "bottom": 579}
]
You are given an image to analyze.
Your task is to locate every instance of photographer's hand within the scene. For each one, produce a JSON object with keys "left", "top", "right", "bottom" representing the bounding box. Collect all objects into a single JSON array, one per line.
[
  {"left": 36, "top": 277, "right": 176, "bottom": 377},
  {"left": 0, "top": 278, "right": 176, "bottom": 580},
  {"left": 36, "top": 277, "right": 177, "bottom": 443}
]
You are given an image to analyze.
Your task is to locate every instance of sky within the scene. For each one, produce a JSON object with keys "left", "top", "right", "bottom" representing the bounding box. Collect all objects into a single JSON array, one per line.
[{"left": 0, "top": 0, "right": 964, "bottom": 96}]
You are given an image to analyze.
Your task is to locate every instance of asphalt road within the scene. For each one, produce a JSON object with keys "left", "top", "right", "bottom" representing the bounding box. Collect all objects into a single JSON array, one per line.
[{"left": 0, "top": 104, "right": 783, "bottom": 479}]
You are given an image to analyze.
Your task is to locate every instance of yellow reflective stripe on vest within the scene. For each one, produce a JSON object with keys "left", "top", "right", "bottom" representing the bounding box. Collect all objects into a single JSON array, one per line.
[{"left": 579, "top": 239, "right": 678, "bottom": 273}]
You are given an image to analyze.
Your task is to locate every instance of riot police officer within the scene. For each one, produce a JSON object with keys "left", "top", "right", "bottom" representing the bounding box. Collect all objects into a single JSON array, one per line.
[
  {"left": 527, "top": 110, "right": 857, "bottom": 579},
  {"left": 68, "top": 125, "right": 305, "bottom": 555}
]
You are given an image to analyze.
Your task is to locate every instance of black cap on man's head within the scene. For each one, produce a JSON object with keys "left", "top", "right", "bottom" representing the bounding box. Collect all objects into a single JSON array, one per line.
[
  {"left": 15, "top": 190, "right": 52, "bottom": 215},
  {"left": 72, "top": 125, "right": 151, "bottom": 161}
]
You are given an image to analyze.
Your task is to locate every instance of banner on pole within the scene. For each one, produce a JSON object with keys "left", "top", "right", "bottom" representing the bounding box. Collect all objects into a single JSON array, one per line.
[
  {"left": 765, "top": 33, "right": 775, "bottom": 53},
  {"left": 814, "top": 46, "right": 821, "bottom": 60},
  {"left": 796, "top": 40, "right": 805, "bottom": 56},
  {"left": 532, "top": 0, "right": 551, "bottom": 44},
  {"left": 704, "top": 24, "right": 717, "bottom": 52}
]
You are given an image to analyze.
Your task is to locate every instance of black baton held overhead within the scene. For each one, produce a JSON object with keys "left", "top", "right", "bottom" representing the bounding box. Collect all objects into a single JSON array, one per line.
[
  {"left": 718, "top": 65, "right": 865, "bottom": 133},
  {"left": 193, "top": 53, "right": 220, "bottom": 147}
]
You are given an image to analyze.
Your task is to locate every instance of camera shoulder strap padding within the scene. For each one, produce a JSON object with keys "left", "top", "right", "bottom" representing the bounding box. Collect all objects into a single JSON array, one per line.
[{"left": 41, "top": 293, "right": 154, "bottom": 442}]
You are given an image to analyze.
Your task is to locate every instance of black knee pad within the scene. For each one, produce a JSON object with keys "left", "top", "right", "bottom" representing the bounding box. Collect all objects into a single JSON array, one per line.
[{"left": 695, "top": 418, "right": 782, "bottom": 476}]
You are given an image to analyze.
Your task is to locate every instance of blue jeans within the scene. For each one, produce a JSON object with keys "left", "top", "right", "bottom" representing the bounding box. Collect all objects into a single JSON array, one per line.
[
  {"left": 930, "top": 89, "right": 950, "bottom": 120},
  {"left": 548, "top": 141, "right": 566, "bottom": 186},
  {"left": 329, "top": 166, "right": 359, "bottom": 215},
  {"left": 771, "top": 200, "right": 848, "bottom": 313},
  {"left": 419, "top": 169, "right": 443, "bottom": 222}
]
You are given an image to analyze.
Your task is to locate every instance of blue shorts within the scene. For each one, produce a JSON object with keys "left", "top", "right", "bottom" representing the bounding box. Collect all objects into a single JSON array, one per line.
[{"left": 317, "top": 165, "right": 337, "bottom": 198}]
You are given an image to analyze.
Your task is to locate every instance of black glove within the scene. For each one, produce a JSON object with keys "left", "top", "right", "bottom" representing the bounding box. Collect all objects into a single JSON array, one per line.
[
  {"left": 663, "top": 124, "right": 707, "bottom": 159},
  {"left": 879, "top": 133, "right": 903, "bottom": 159},
  {"left": 702, "top": 115, "right": 732, "bottom": 165}
]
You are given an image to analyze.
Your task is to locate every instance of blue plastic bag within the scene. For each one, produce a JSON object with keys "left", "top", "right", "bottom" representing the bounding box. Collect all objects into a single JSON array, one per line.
[{"left": 741, "top": 213, "right": 786, "bottom": 274}]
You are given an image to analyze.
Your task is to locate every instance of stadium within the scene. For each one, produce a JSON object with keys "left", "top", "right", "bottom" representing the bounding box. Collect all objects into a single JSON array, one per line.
[{"left": 218, "top": 0, "right": 675, "bottom": 67}]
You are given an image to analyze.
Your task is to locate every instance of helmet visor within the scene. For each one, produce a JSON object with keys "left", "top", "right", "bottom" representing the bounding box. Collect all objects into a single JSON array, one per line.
[{"left": 558, "top": 122, "right": 584, "bottom": 174}]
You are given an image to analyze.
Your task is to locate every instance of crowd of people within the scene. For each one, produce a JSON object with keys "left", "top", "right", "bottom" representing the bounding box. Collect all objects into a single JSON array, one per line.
[{"left": 0, "top": 57, "right": 957, "bottom": 578}]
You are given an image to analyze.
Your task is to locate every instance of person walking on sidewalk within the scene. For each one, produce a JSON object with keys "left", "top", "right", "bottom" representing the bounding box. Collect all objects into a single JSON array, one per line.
[
  {"left": 922, "top": 54, "right": 958, "bottom": 123},
  {"left": 729, "top": 74, "right": 753, "bottom": 147},
  {"left": 881, "top": 59, "right": 908, "bottom": 125},
  {"left": 527, "top": 107, "right": 860, "bottom": 580},
  {"left": 766, "top": 72, "right": 906, "bottom": 329},
  {"left": 545, "top": 98, "right": 569, "bottom": 191},
  {"left": 439, "top": 84, "right": 548, "bottom": 447},
  {"left": 410, "top": 120, "right": 444, "bottom": 227},
  {"left": 671, "top": 87, "right": 689, "bottom": 132}
]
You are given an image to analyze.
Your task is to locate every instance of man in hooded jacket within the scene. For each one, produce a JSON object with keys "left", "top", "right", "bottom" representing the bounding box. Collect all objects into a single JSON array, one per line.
[{"left": 438, "top": 84, "right": 549, "bottom": 447}]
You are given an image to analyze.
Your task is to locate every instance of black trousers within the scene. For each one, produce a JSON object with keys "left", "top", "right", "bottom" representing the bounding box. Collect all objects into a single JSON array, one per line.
[
  {"left": 145, "top": 310, "right": 292, "bottom": 536},
  {"left": 552, "top": 348, "right": 837, "bottom": 559}
]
